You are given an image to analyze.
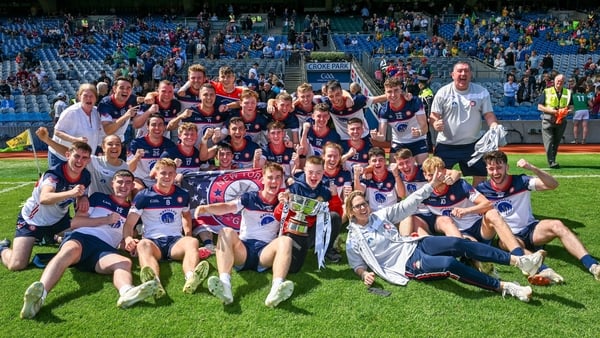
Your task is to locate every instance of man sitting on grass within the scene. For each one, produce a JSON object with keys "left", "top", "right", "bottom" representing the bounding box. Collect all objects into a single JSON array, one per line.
[
  {"left": 478, "top": 150, "right": 600, "bottom": 284},
  {"left": 20, "top": 170, "right": 157, "bottom": 319},
  {"left": 1, "top": 142, "right": 91, "bottom": 271},
  {"left": 122, "top": 158, "right": 209, "bottom": 299},
  {"left": 194, "top": 162, "right": 295, "bottom": 308}
]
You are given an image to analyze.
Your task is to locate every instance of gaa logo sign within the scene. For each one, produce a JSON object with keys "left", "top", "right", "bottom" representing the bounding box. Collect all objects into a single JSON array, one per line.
[{"left": 320, "top": 73, "right": 337, "bottom": 80}]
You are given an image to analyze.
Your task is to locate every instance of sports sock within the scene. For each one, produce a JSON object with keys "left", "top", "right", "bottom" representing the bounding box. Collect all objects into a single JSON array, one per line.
[
  {"left": 538, "top": 264, "right": 549, "bottom": 273},
  {"left": 42, "top": 288, "right": 48, "bottom": 300},
  {"left": 119, "top": 285, "right": 134, "bottom": 296},
  {"left": 219, "top": 273, "right": 231, "bottom": 286},
  {"left": 580, "top": 254, "right": 597, "bottom": 270},
  {"left": 185, "top": 271, "right": 194, "bottom": 280},
  {"left": 271, "top": 277, "right": 284, "bottom": 291},
  {"left": 510, "top": 247, "right": 525, "bottom": 256},
  {"left": 203, "top": 239, "right": 213, "bottom": 246}
]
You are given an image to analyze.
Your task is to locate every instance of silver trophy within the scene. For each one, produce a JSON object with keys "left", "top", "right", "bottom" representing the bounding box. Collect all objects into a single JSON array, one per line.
[{"left": 288, "top": 194, "right": 323, "bottom": 223}]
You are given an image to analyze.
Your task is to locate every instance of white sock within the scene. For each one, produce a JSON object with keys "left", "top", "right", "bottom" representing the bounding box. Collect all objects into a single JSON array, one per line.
[
  {"left": 219, "top": 273, "right": 231, "bottom": 286},
  {"left": 185, "top": 271, "right": 194, "bottom": 280},
  {"left": 42, "top": 288, "right": 48, "bottom": 300},
  {"left": 119, "top": 285, "right": 133, "bottom": 296},
  {"left": 271, "top": 277, "right": 284, "bottom": 291}
]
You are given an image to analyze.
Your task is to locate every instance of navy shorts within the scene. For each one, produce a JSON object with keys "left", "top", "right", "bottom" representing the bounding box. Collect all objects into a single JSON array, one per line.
[
  {"left": 236, "top": 239, "right": 269, "bottom": 272},
  {"left": 392, "top": 139, "right": 429, "bottom": 157},
  {"left": 513, "top": 221, "right": 542, "bottom": 251},
  {"left": 461, "top": 219, "right": 492, "bottom": 245},
  {"left": 15, "top": 213, "right": 71, "bottom": 243},
  {"left": 149, "top": 236, "right": 182, "bottom": 260},
  {"left": 63, "top": 232, "right": 119, "bottom": 272},
  {"left": 434, "top": 142, "right": 487, "bottom": 177},
  {"left": 415, "top": 213, "right": 438, "bottom": 234}
]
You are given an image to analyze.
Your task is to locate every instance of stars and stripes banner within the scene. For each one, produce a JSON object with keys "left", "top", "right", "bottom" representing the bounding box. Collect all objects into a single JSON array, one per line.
[{"left": 182, "top": 169, "right": 263, "bottom": 233}]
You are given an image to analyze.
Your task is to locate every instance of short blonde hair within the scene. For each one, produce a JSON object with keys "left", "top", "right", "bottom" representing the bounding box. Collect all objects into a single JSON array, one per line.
[{"left": 421, "top": 156, "right": 446, "bottom": 174}]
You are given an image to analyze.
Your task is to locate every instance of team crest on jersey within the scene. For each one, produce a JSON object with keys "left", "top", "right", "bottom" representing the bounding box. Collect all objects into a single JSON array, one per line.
[
  {"left": 386, "top": 182, "right": 392, "bottom": 189},
  {"left": 441, "top": 208, "right": 453, "bottom": 216},
  {"left": 449, "top": 194, "right": 456, "bottom": 201},
  {"left": 406, "top": 183, "right": 417, "bottom": 193},
  {"left": 159, "top": 209, "right": 176, "bottom": 224},
  {"left": 374, "top": 192, "right": 387, "bottom": 204},
  {"left": 177, "top": 196, "right": 184, "bottom": 203},
  {"left": 470, "top": 101, "right": 476, "bottom": 106},
  {"left": 494, "top": 200, "right": 513, "bottom": 216},
  {"left": 260, "top": 214, "right": 276, "bottom": 226},
  {"left": 395, "top": 123, "right": 408, "bottom": 132}
]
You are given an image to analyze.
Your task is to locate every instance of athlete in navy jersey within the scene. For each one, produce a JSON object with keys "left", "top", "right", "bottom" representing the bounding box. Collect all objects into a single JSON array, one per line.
[
  {"left": 224, "top": 89, "right": 269, "bottom": 146},
  {"left": 258, "top": 121, "right": 295, "bottom": 177},
  {"left": 394, "top": 148, "right": 461, "bottom": 237},
  {"left": 123, "top": 158, "right": 208, "bottom": 298},
  {"left": 275, "top": 156, "right": 344, "bottom": 272},
  {"left": 478, "top": 150, "right": 600, "bottom": 283},
  {"left": 201, "top": 117, "right": 261, "bottom": 170},
  {"left": 132, "top": 80, "right": 182, "bottom": 139},
  {"left": 355, "top": 147, "right": 405, "bottom": 212},
  {"left": 341, "top": 117, "right": 373, "bottom": 172},
  {"left": 98, "top": 77, "right": 139, "bottom": 149},
  {"left": 299, "top": 102, "right": 341, "bottom": 157},
  {"left": 375, "top": 77, "right": 428, "bottom": 163},
  {"left": 160, "top": 123, "right": 202, "bottom": 184},
  {"left": 194, "top": 162, "right": 295, "bottom": 307},
  {"left": 18, "top": 170, "right": 158, "bottom": 319},
  {"left": 1, "top": 142, "right": 92, "bottom": 272},
  {"left": 417, "top": 156, "right": 529, "bottom": 270},
  {"left": 128, "top": 114, "right": 176, "bottom": 191},
  {"left": 176, "top": 64, "right": 209, "bottom": 111},
  {"left": 321, "top": 142, "right": 353, "bottom": 198}
]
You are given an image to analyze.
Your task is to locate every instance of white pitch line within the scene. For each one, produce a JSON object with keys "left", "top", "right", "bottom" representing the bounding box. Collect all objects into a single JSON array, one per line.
[{"left": 0, "top": 182, "right": 33, "bottom": 193}]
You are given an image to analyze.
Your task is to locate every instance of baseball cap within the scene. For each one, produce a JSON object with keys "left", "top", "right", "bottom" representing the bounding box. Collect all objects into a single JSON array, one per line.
[{"left": 57, "top": 92, "right": 66, "bottom": 99}]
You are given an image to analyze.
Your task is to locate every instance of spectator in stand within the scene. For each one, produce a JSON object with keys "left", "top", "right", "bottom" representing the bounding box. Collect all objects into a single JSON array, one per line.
[
  {"left": 517, "top": 73, "right": 536, "bottom": 104},
  {"left": 494, "top": 52, "right": 506, "bottom": 71},
  {"left": 503, "top": 74, "right": 519, "bottom": 107}
]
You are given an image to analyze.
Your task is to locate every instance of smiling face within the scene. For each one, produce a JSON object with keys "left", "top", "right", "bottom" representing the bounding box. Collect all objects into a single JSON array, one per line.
[
  {"left": 304, "top": 162, "right": 324, "bottom": 189},
  {"left": 384, "top": 84, "right": 403, "bottom": 106},
  {"left": 79, "top": 89, "right": 97, "bottom": 112},
  {"left": 451, "top": 62, "right": 472, "bottom": 91},
  {"left": 112, "top": 174, "right": 134, "bottom": 199},
  {"left": 189, "top": 70, "right": 206, "bottom": 90},
  {"left": 485, "top": 160, "right": 509, "bottom": 186},
  {"left": 261, "top": 167, "right": 284, "bottom": 198},
  {"left": 154, "top": 162, "right": 176, "bottom": 189},
  {"left": 178, "top": 129, "right": 198, "bottom": 147},
  {"left": 369, "top": 155, "right": 387, "bottom": 175},
  {"left": 102, "top": 135, "right": 122, "bottom": 160},
  {"left": 312, "top": 109, "right": 330, "bottom": 128},
  {"left": 395, "top": 156, "right": 416, "bottom": 176},
  {"left": 267, "top": 128, "right": 284, "bottom": 144},
  {"left": 157, "top": 82, "right": 174, "bottom": 103},
  {"left": 347, "top": 194, "right": 370, "bottom": 225},
  {"left": 347, "top": 121, "right": 364, "bottom": 141},
  {"left": 216, "top": 147, "right": 234, "bottom": 168},
  {"left": 228, "top": 121, "right": 246, "bottom": 141},
  {"left": 147, "top": 116, "right": 166, "bottom": 138},
  {"left": 66, "top": 148, "right": 91, "bottom": 176},
  {"left": 200, "top": 86, "right": 216, "bottom": 108},
  {"left": 323, "top": 146, "right": 341, "bottom": 171},
  {"left": 113, "top": 79, "right": 132, "bottom": 103}
]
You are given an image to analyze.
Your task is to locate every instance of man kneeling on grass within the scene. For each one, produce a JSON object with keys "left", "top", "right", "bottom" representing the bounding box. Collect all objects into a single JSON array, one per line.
[
  {"left": 123, "top": 158, "right": 209, "bottom": 299},
  {"left": 345, "top": 168, "right": 547, "bottom": 302},
  {"left": 20, "top": 170, "right": 157, "bottom": 319},
  {"left": 194, "top": 162, "right": 294, "bottom": 308}
]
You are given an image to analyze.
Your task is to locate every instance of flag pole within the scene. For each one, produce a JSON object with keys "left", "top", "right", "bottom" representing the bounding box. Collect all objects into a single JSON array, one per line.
[{"left": 29, "top": 129, "right": 42, "bottom": 178}]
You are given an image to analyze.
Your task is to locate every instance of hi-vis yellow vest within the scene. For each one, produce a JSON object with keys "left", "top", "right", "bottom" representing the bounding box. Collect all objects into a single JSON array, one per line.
[{"left": 544, "top": 87, "right": 570, "bottom": 108}]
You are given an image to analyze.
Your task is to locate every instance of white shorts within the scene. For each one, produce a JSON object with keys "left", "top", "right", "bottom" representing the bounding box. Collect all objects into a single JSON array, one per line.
[{"left": 573, "top": 110, "right": 589, "bottom": 121}]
